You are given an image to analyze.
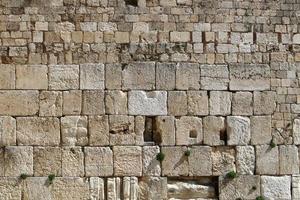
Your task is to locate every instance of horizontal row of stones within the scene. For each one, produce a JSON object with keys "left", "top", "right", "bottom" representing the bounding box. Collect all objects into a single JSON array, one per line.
[
  {"left": 0, "top": 175, "right": 297, "bottom": 200},
  {"left": 0, "top": 63, "right": 271, "bottom": 91},
  {"left": 0, "top": 144, "right": 299, "bottom": 177}
]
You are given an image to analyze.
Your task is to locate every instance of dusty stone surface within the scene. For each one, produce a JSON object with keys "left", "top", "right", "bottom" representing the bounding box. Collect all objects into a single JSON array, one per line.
[
  {"left": 39, "top": 91, "right": 63, "bottom": 117},
  {"left": 16, "top": 65, "right": 48, "bottom": 89},
  {"left": 189, "top": 146, "right": 212, "bottom": 176},
  {"left": 203, "top": 116, "right": 225, "bottom": 146},
  {"left": 256, "top": 145, "right": 279, "bottom": 175},
  {"left": 209, "top": 91, "right": 232, "bottom": 115},
  {"left": 161, "top": 146, "right": 188, "bottom": 176},
  {"left": 227, "top": 116, "right": 251, "bottom": 145},
  {"left": 0, "top": 116, "right": 16, "bottom": 147},
  {"left": 142, "top": 146, "right": 161, "bottom": 176},
  {"left": 61, "top": 116, "right": 88, "bottom": 146},
  {"left": 261, "top": 176, "right": 291, "bottom": 200},
  {"left": 236, "top": 146, "right": 255, "bottom": 175},
  {"left": 80, "top": 63, "right": 104, "bottom": 89},
  {"left": 175, "top": 116, "right": 203, "bottom": 145}
]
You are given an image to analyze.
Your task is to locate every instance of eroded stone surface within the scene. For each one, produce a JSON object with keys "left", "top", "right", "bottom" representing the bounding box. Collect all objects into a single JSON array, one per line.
[
  {"left": 61, "top": 116, "right": 88, "bottom": 146},
  {"left": 261, "top": 176, "right": 291, "bottom": 200}
]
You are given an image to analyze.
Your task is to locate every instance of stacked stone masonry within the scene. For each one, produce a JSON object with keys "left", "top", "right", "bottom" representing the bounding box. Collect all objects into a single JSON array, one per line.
[{"left": 1, "top": 0, "right": 300, "bottom": 199}]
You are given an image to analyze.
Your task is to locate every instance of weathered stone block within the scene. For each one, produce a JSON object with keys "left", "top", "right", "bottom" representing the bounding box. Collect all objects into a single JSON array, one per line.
[
  {"left": 154, "top": 116, "right": 175, "bottom": 146},
  {"left": 114, "top": 146, "right": 142, "bottom": 176},
  {"left": 39, "top": 91, "right": 62, "bottom": 117},
  {"left": 89, "top": 177, "right": 105, "bottom": 200},
  {"left": 209, "top": 91, "right": 232, "bottom": 115},
  {"left": 62, "top": 147, "right": 84, "bottom": 177},
  {"left": 168, "top": 91, "right": 187, "bottom": 116},
  {"left": 279, "top": 145, "right": 299, "bottom": 174},
  {"left": 89, "top": 115, "right": 109, "bottom": 146},
  {"left": 122, "top": 62, "right": 155, "bottom": 90},
  {"left": 156, "top": 63, "right": 176, "bottom": 90},
  {"left": 138, "top": 177, "right": 168, "bottom": 200},
  {"left": 203, "top": 116, "right": 225, "bottom": 146},
  {"left": 293, "top": 175, "right": 300, "bottom": 199},
  {"left": 0, "top": 65, "right": 15, "bottom": 89},
  {"left": 142, "top": 146, "right": 161, "bottom": 176},
  {"left": 5, "top": 146, "right": 33, "bottom": 176},
  {"left": 105, "top": 90, "right": 127, "bottom": 115},
  {"left": 33, "top": 147, "right": 61, "bottom": 176},
  {"left": 80, "top": 63, "right": 104, "bottom": 89},
  {"left": 0, "top": 116, "right": 16, "bottom": 147},
  {"left": 128, "top": 91, "right": 167, "bottom": 116},
  {"left": 17, "top": 117, "right": 60, "bottom": 146},
  {"left": 16, "top": 65, "right": 47, "bottom": 89},
  {"left": 212, "top": 147, "right": 235, "bottom": 176},
  {"left": 85, "top": 147, "right": 113, "bottom": 177},
  {"left": 52, "top": 177, "right": 89, "bottom": 199},
  {"left": 293, "top": 119, "right": 300, "bottom": 144},
  {"left": 251, "top": 116, "right": 272, "bottom": 145},
  {"left": 0, "top": 91, "right": 39, "bottom": 116},
  {"left": 176, "top": 116, "right": 203, "bottom": 145},
  {"left": 253, "top": 91, "right": 276, "bottom": 115},
  {"left": 161, "top": 146, "right": 188, "bottom": 176},
  {"left": 227, "top": 116, "right": 250, "bottom": 145},
  {"left": 236, "top": 146, "right": 255, "bottom": 175},
  {"left": 109, "top": 115, "right": 135, "bottom": 145},
  {"left": 232, "top": 92, "right": 253, "bottom": 115},
  {"left": 176, "top": 63, "right": 200, "bottom": 90},
  {"left": 256, "top": 145, "right": 279, "bottom": 174},
  {"left": 105, "top": 64, "right": 122, "bottom": 89},
  {"left": 0, "top": 178, "right": 21, "bottom": 199},
  {"left": 170, "top": 32, "right": 190, "bottom": 42},
  {"left": 62, "top": 90, "right": 82, "bottom": 115},
  {"left": 49, "top": 65, "right": 79, "bottom": 90},
  {"left": 187, "top": 91, "right": 209, "bottom": 116},
  {"left": 134, "top": 116, "right": 145, "bottom": 146},
  {"left": 123, "top": 177, "right": 139, "bottom": 200},
  {"left": 189, "top": 146, "right": 212, "bottom": 176},
  {"left": 200, "top": 64, "right": 229, "bottom": 90},
  {"left": 82, "top": 90, "right": 105, "bottom": 115},
  {"left": 261, "top": 176, "right": 291, "bottom": 199},
  {"left": 61, "top": 116, "right": 88, "bottom": 146}
]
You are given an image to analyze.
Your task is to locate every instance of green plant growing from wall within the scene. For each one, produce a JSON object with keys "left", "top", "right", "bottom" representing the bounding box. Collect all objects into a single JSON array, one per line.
[
  {"left": 184, "top": 149, "right": 191, "bottom": 157},
  {"left": 256, "top": 196, "right": 264, "bottom": 200},
  {"left": 156, "top": 152, "right": 165, "bottom": 162},
  {"left": 226, "top": 171, "right": 237, "bottom": 179},
  {"left": 48, "top": 174, "right": 56, "bottom": 185},
  {"left": 20, "top": 173, "right": 29, "bottom": 180}
]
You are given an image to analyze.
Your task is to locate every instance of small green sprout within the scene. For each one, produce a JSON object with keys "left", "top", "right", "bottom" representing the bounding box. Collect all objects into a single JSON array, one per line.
[
  {"left": 20, "top": 173, "right": 29, "bottom": 180},
  {"left": 226, "top": 171, "right": 237, "bottom": 179},
  {"left": 184, "top": 150, "right": 191, "bottom": 157},
  {"left": 270, "top": 140, "right": 276, "bottom": 148},
  {"left": 256, "top": 196, "right": 264, "bottom": 200},
  {"left": 156, "top": 152, "right": 165, "bottom": 162},
  {"left": 48, "top": 174, "right": 55, "bottom": 184}
]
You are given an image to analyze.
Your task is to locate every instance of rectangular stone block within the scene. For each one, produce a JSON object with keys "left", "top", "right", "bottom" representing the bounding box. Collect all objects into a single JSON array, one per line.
[
  {"left": 251, "top": 116, "right": 272, "bottom": 145},
  {"left": 0, "top": 178, "right": 21, "bottom": 199},
  {"left": 187, "top": 91, "right": 209, "bottom": 116},
  {"left": 279, "top": 145, "right": 299, "bottom": 174},
  {"left": 261, "top": 176, "right": 291, "bottom": 200},
  {"left": 49, "top": 65, "right": 79, "bottom": 90},
  {"left": 85, "top": 147, "right": 113, "bottom": 177},
  {"left": 105, "top": 64, "right": 122, "bottom": 89},
  {"left": 236, "top": 146, "right": 255, "bottom": 175},
  {"left": 232, "top": 92, "right": 253, "bottom": 116},
  {"left": 0, "top": 90, "right": 39, "bottom": 116},
  {"left": 61, "top": 116, "right": 88, "bottom": 146},
  {"left": 139, "top": 177, "right": 168, "bottom": 200},
  {"left": 176, "top": 116, "right": 203, "bottom": 145},
  {"left": 293, "top": 175, "right": 300, "bottom": 199},
  {"left": 142, "top": 146, "right": 161, "bottom": 176},
  {"left": 200, "top": 65, "right": 229, "bottom": 90},
  {"left": 0, "top": 64, "right": 15, "bottom": 89},
  {"left": 161, "top": 146, "right": 188, "bottom": 176},
  {"left": 39, "top": 91, "right": 62, "bottom": 117},
  {"left": 63, "top": 90, "right": 82, "bottom": 115},
  {"left": 82, "top": 90, "right": 105, "bottom": 115},
  {"left": 109, "top": 115, "right": 135, "bottom": 145},
  {"left": 209, "top": 91, "right": 232, "bottom": 115},
  {"left": 253, "top": 91, "right": 276, "bottom": 115},
  {"left": 33, "top": 147, "right": 61, "bottom": 176},
  {"left": 16, "top": 65, "right": 48, "bottom": 89},
  {"left": 189, "top": 146, "right": 212, "bottom": 176},
  {"left": 80, "top": 63, "right": 104, "bottom": 89},
  {"left": 256, "top": 145, "right": 279, "bottom": 175},
  {"left": 170, "top": 32, "right": 190, "bottom": 42},
  {"left": 113, "top": 146, "right": 142, "bottom": 176},
  {"left": 156, "top": 63, "right": 176, "bottom": 90},
  {"left": 203, "top": 116, "right": 225, "bottom": 146},
  {"left": 62, "top": 147, "right": 84, "bottom": 177},
  {"left": 128, "top": 91, "right": 167, "bottom": 116},
  {"left": 89, "top": 177, "right": 105, "bottom": 200},
  {"left": 0, "top": 116, "right": 16, "bottom": 147},
  {"left": 176, "top": 63, "right": 200, "bottom": 90},
  {"left": 154, "top": 116, "right": 175, "bottom": 146},
  {"left": 89, "top": 115, "right": 109, "bottom": 146},
  {"left": 168, "top": 91, "right": 187, "bottom": 116},
  {"left": 17, "top": 117, "right": 60, "bottom": 146},
  {"left": 227, "top": 116, "right": 250, "bottom": 145},
  {"left": 212, "top": 147, "right": 235, "bottom": 176},
  {"left": 107, "top": 177, "right": 121, "bottom": 200},
  {"left": 122, "top": 62, "right": 155, "bottom": 90},
  {"left": 105, "top": 90, "right": 127, "bottom": 115}
]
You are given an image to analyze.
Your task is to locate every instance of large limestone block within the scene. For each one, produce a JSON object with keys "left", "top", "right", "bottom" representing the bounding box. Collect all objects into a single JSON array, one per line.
[
  {"left": 62, "top": 147, "right": 84, "bottom": 177},
  {"left": 33, "top": 147, "right": 62, "bottom": 176},
  {"left": 229, "top": 64, "right": 270, "bottom": 91},
  {"left": 62, "top": 90, "right": 82, "bottom": 115},
  {"left": 22, "top": 177, "right": 52, "bottom": 200},
  {"left": 105, "top": 64, "right": 122, "bottom": 89},
  {"left": 49, "top": 65, "right": 79, "bottom": 90},
  {"left": 189, "top": 146, "right": 212, "bottom": 176},
  {"left": 0, "top": 65, "right": 15, "bottom": 89},
  {"left": 16, "top": 65, "right": 48, "bottom": 89},
  {"left": 209, "top": 91, "right": 232, "bottom": 115},
  {"left": 236, "top": 146, "right": 255, "bottom": 175},
  {"left": 227, "top": 116, "right": 251, "bottom": 145},
  {"left": 187, "top": 91, "right": 209, "bottom": 116},
  {"left": 161, "top": 146, "right": 188, "bottom": 176},
  {"left": 212, "top": 147, "right": 235, "bottom": 176},
  {"left": 203, "top": 116, "right": 225, "bottom": 146},
  {"left": 154, "top": 116, "right": 176, "bottom": 146},
  {"left": 293, "top": 119, "right": 300, "bottom": 144},
  {"left": 156, "top": 63, "right": 176, "bottom": 90},
  {"left": 293, "top": 175, "right": 300, "bottom": 199},
  {"left": 122, "top": 62, "right": 155, "bottom": 90},
  {"left": 105, "top": 90, "right": 128, "bottom": 115},
  {"left": 251, "top": 116, "right": 272, "bottom": 145},
  {"left": 80, "top": 63, "right": 104, "bottom": 89},
  {"left": 114, "top": 146, "right": 142, "bottom": 176},
  {"left": 0, "top": 178, "right": 21, "bottom": 200},
  {"left": 200, "top": 64, "right": 229, "bottom": 90},
  {"left": 5, "top": 146, "right": 33, "bottom": 176},
  {"left": 253, "top": 91, "right": 276, "bottom": 115},
  {"left": 109, "top": 115, "right": 135, "bottom": 145},
  {"left": 85, "top": 147, "right": 113, "bottom": 177},
  {"left": 142, "top": 146, "right": 161, "bottom": 176},
  {"left": 176, "top": 116, "right": 203, "bottom": 145},
  {"left": 128, "top": 91, "right": 167, "bottom": 115},
  {"left": 39, "top": 91, "right": 62, "bottom": 117},
  {"left": 138, "top": 177, "right": 168, "bottom": 200},
  {"left": 176, "top": 63, "right": 200, "bottom": 90},
  {"left": 0, "top": 90, "right": 39, "bottom": 116},
  {"left": 89, "top": 115, "right": 109, "bottom": 146},
  {"left": 256, "top": 145, "right": 279, "bottom": 174},
  {"left": 261, "top": 176, "right": 291, "bottom": 200},
  {"left": 0, "top": 116, "right": 16, "bottom": 147},
  {"left": 17, "top": 117, "right": 60, "bottom": 146},
  {"left": 61, "top": 116, "right": 88, "bottom": 146},
  {"left": 279, "top": 145, "right": 299, "bottom": 174},
  {"left": 232, "top": 92, "right": 253, "bottom": 115},
  {"left": 82, "top": 90, "right": 105, "bottom": 115},
  {"left": 168, "top": 91, "right": 187, "bottom": 116},
  {"left": 219, "top": 175, "right": 260, "bottom": 200},
  {"left": 51, "top": 178, "right": 90, "bottom": 199}
]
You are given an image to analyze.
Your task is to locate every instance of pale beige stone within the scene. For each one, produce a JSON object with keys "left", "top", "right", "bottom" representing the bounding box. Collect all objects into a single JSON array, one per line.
[
  {"left": 109, "top": 115, "right": 135, "bottom": 145},
  {"left": 227, "top": 116, "right": 251, "bottom": 145},
  {"left": 89, "top": 115, "right": 109, "bottom": 146},
  {"left": 189, "top": 146, "right": 212, "bottom": 176},
  {"left": 115, "top": 32, "right": 130, "bottom": 43},
  {"left": 200, "top": 64, "right": 229, "bottom": 90},
  {"left": 105, "top": 90, "right": 127, "bottom": 115},
  {"left": 85, "top": 147, "right": 113, "bottom": 177},
  {"left": 0, "top": 91, "right": 39, "bottom": 116},
  {"left": 176, "top": 116, "right": 203, "bottom": 145},
  {"left": 107, "top": 177, "right": 121, "bottom": 200},
  {"left": 138, "top": 177, "right": 168, "bottom": 200},
  {"left": 22, "top": 177, "right": 52, "bottom": 200},
  {"left": 62, "top": 147, "right": 84, "bottom": 177},
  {"left": 232, "top": 92, "right": 253, "bottom": 115},
  {"left": 123, "top": 177, "right": 139, "bottom": 200},
  {"left": 176, "top": 63, "right": 200, "bottom": 90},
  {"left": 61, "top": 116, "right": 88, "bottom": 146},
  {"left": 279, "top": 145, "right": 299, "bottom": 174},
  {"left": 209, "top": 91, "right": 232, "bottom": 115},
  {"left": 82, "top": 90, "right": 105, "bottom": 115},
  {"left": 16, "top": 65, "right": 48, "bottom": 89},
  {"left": 187, "top": 91, "right": 209, "bottom": 116},
  {"left": 114, "top": 146, "right": 142, "bottom": 176},
  {"left": 63, "top": 90, "right": 82, "bottom": 115},
  {"left": 33, "top": 147, "right": 61, "bottom": 176},
  {"left": 203, "top": 116, "right": 226, "bottom": 146},
  {"left": 0, "top": 116, "right": 16, "bottom": 147},
  {"left": 293, "top": 175, "right": 300, "bottom": 199},
  {"left": 89, "top": 177, "right": 105, "bottom": 200},
  {"left": 154, "top": 116, "right": 175, "bottom": 146},
  {"left": 0, "top": 65, "right": 15, "bottom": 89},
  {"left": 105, "top": 64, "right": 122, "bottom": 89},
  {"left": 251, "top": 116, "right": 272, "bottom": 145},
  {"left": 49, "top": 65, "right": 79, "bottom": 90},
  {"left": 212, "top": 147, "right": 236, "bottom": 176},
  {"left": 134, "top": 116, "right": 145, "bottom": 146},
  {"left": 5, "top": 146, "right": 33, "bottom": 176},
  {"left": 168, "top": 91, "right": 187, "bottom": 116},
  {"left": 161, "top": 146, "right": 188, "bottom": 176},
  {"left": 261, "top": 176, "right": 291, "bottom": 200},
  {"left": 236, "top": 146, "right": 255, "bottom": 175},
  {"left": 256, "top": 145, "right": 279, "bottom": 174},
  {"left": 39, "top": 91, "right": 62, "bottom": 117},
  {"left": 254, "top": 91, "right": 276, "bottom": 115},
  {"left": 156, "top": 63, "right": 176, "bottom": 90},
  {"left": 170, "top": 32, "right": 190, "bottom": 42},
  {"left": 17, "top": 117, "right": 60, "bottom": 146},
  {"left": 143, "top": 146, "right": 161, "bottom": 176},
  {"left": 80, "top": 63, "right": 104, "bottom": 89},
  {"left": 0, "top": 178, "right": 21, "bottom": 200}
]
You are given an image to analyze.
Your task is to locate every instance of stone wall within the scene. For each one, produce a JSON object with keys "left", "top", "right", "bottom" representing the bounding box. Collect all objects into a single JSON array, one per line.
[{"left": 1, "top": 0, "right": 300, "bottom": 199}]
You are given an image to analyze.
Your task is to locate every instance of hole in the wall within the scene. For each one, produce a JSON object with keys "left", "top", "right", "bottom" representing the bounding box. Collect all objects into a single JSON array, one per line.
[
  {"left": 124, "top": 0, "right": 138, "bottom": 6},
  {"left": 144, "top": 117, "right": 161, "bottom": 144},
  {"left": 219, "top": 128, "right": 227, "bottom": 145},
  {"left": 189, "top": 130, "right": 197, "bottom": 138}
]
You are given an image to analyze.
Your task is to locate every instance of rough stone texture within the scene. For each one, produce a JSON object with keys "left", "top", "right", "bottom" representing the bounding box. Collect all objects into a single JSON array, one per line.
[
  {"left": 200, "top": 64, "right": 229, "bottom": 90},
  {"left": 156, "top": 63, "right": 176, "bottom": 90},
  {"left": 49, "top": 65, "right": 79, "bottom": 90},
  {"left": 89, "top": 115, "right": 109, "bottom": 146},
  {"left": 187, "top": 91, "right": 209, "bottom": 116},
  {"left": 142, "top": 146, "right": 161, "bottom": 176},
  {"left": 176, "top": 63, "right": 200, "bottom": 90},
  {"left": 0, "top": 178, "right": 21, "bottom": 200},
  {"left": 161, "top": 146, "right": 188, "bottom": 176},
  {"left": 109, "top": 115, "right": 135, "bottom": 145},
  {"left": 39, "top": 91, "right": 63, "bottom": 117},
  {"left": 203, "top": 116, "right": 226, "bottom": 146},
  {"left": 253, "top": 91, "right": 276, "bottom": 115},
  {"left": 154, "top": 116, "right": 176, "bottom": 146},
  {"left": 227, "top": 116, "right": 251, "bottom": 145},
  {"left": 61, "top": 147, "right": 84, "bottom": 177},
  {"left": 209, "top": 91, "right": 232, "bottom": 115},
  {"left": 236, "top": 146, "right": 255, "bottom": 175},
  {"left": 138, "top": 177, "right": 168, "bottom": 200},
  {"left": 16, "top": 65, "right": 48, "bottom": 89},
  {"left": 175, "top": 116, "right": 203, "bottom": 145},
  {"left": 61, "top": 116, "right": 88, "bottom": 146},
  {"left": 0, "top": 65, "right": 15, "bottom": 89},
  {"left": 256, "top": 145, "right": 279, "bottom": 175},
  {"left": 168, "top": 91, "right": 187, "bottom": 116},
  {"left": 80, "top": 63, "right": 104, "bottom": 89},
  {"left": 293, "top": 175, "right": 300, "bottom": 199},
  {"left": 0, "top": 116, "right": 16, "bottom": 147},
  {"left": 189, "top": 146, "right": 212, "bottom": 176},
  {"left": 62, "top": 90, "right": 82, "bottom": 115},
  {"left": 251, "top": 116, "right": 272, "bottom": 145},
  {"left": 279, "top": 145, "right": 299, "bottom": 174},
  {"left": 232, "top": 92, "right": 253, "bottom": 115},
  {"left": 261, "top": 176, "right": 291, "bottom": 200},
  {"left": 82, "top": 90, "right": 105, "bottom": 115},
  {"left": 105, "top": 90, "right": 127, "bottom": 115},
  {"left": 212, "top": 147, "right": 236, "bottom": 176}
]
